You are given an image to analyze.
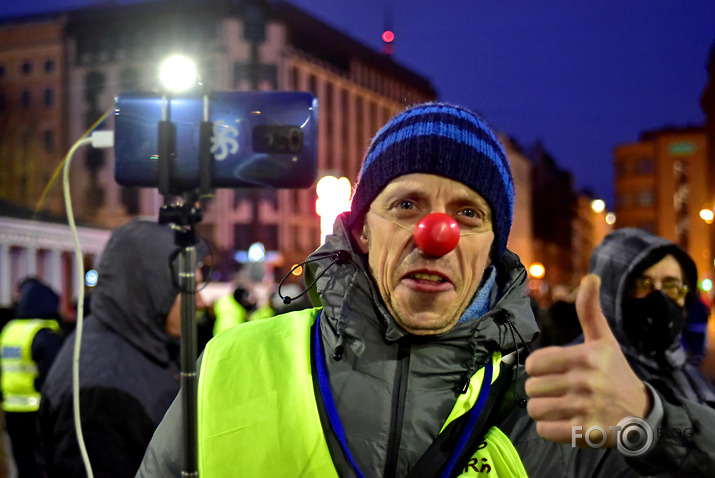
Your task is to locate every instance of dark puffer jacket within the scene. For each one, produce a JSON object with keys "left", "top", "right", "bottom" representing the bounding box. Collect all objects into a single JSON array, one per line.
[
  {"left": 137, "top": 215, "right": 639, "bottom": 477},
  {"left": 39, "top": 219, "right": 200, "bottom": 478},
  {"left": 587, "top": 227, "right": 715, "bottom": 477}
]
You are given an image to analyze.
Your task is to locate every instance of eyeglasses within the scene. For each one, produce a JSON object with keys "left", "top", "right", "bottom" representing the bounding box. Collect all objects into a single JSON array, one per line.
[{"left": 630, "top": 277, "right": 688, "bottom": 300}]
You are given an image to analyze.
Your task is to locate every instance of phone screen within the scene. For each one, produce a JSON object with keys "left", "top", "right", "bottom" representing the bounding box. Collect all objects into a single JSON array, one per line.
[{"left": 114, "top": 91, "right": 318, "bottom": 190}]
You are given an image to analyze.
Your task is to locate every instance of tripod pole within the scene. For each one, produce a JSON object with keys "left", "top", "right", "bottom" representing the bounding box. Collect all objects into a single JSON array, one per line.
[{"left": 178, "top": 244, "right": 199, "bottom": 477}]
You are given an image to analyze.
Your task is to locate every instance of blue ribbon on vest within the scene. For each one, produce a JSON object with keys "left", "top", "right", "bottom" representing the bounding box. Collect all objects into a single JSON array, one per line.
[{"left": 313, "top": 310, "right": 494, "bottom": 478}]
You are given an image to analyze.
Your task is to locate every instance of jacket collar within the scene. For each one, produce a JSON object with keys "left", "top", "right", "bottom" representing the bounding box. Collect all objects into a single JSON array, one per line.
[{"left": 304, "top": 214, "right": 539, "bottom": 353}]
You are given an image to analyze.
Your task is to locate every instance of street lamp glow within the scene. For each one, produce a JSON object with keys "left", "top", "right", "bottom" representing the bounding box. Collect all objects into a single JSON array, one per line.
[
  {"left": 591, "top": 199, "right": 605, "bottom": 213},
  {"left": 529, "top": 262, "right": 545, "bottom": 279},
  {"left": 85, "top": 269, "right": 98, "bottom": 287},
  {"left": 699, "top": 208, "right": 714, "bottom": 224},
  {"left": 702, "top": 279, "right": 712, "bottom": 292},
  {"left": 247, "top": 242, "right": 265, "bottom": 262},
  {"left": 605, "top": 212, "right": 616, "bottom": 225},
  {"left": 159, "top": 55, "right": 198, "bottom": 92},
  {"left": 315, "top": 175, "right": 352, "bottom": 244}
]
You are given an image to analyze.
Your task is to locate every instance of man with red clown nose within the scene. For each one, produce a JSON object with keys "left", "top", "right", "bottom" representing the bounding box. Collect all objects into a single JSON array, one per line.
[{"left": 139, "top": 104, "right": 688, "bottom": 477}]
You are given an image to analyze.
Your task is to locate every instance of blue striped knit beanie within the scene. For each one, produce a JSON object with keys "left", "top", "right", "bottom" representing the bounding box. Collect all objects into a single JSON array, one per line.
[{"left": 349, "top": 103, "right": 514, "bottom": 260}]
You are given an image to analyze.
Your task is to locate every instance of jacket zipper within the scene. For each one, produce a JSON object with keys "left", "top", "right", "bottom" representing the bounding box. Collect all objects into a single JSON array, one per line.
[{"left": 383, "top": 339, "right": 411, "bottom": 477}]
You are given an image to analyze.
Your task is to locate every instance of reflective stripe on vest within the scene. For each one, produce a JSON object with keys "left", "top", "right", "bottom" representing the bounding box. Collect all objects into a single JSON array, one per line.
[
  {"left": 0, "top": 319, "right": 60, "bottom": 412},
  {"left": 197, "top": 308, "right": 526, "bottom": 477}
]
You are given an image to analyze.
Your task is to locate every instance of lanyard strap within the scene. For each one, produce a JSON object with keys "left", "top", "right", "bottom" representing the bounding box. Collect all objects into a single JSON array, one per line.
[
  {"left": 313, "top": 311, "right": 366, "bottom": 478},
  {"left": 313, "top": 310, "right": 494, "bottom": 478},
  {"left": 440, "top": 359, "right": 493, "bottom": 478}
]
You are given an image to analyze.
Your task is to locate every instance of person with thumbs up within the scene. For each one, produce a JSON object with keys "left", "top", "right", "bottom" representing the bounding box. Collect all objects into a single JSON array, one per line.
[
  {"left": 526, "top": 228, "right": 715, "bottom": 477},
  {"left": 139, "top": 104, "right": 646, "bottom": 477}
]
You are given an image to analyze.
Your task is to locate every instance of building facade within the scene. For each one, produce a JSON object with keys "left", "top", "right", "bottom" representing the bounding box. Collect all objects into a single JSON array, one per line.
[
  {"left": 0, "top": 15, "right": 68, "bottom": 217},
  {"left": 613, "top": 127, "right": 712, "bottom": 287},
  {"left": 0, "top": 0, "right": 438, "bottom": 305}
]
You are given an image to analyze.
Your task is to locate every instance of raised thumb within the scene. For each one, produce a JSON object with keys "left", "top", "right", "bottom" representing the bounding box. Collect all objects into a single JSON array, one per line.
[{"left": 575, "top": 274, "right": 613, "bottom": 342}]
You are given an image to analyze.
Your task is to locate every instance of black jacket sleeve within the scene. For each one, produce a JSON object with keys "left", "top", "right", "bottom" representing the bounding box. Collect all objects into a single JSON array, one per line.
[
  {"left": 625, "top": 386, "right": 715, "bottom": 478},
  {"left": 40, "top": 386, "right": 157, "bottom": 478}
]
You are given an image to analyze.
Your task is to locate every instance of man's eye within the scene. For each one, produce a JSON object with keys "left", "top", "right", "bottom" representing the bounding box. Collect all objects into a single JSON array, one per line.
[
  {"left": 397, "top": 200, "right": 415, "bottom": 210},
  {"left": 459, "top": 208, "right": 477, "bottom": 218},
  {"left": 662, "top": 279, "right": 683, "bottom": 290}
]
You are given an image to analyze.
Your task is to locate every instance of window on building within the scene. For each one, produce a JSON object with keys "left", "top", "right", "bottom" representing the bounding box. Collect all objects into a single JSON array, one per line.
[
  {"left": 325, "top": 82, "right": 333, "bottom": 169},
  {"left": 615, "top": 192, "right": 630, "bottom": 208},
  {"left": 291, "top": 65, "right": 300, "bottom": 90},
  {"left": 636, "top": 189, "right": 654, "bottom": 207},
  {"left": 21, "top": 89, "right": 31, "bottom": 109},
  {"left": 43, "top": 130, "right": 54, "bottom": 151},
  {"left": 21, "top": 61, "right": 32, "bottom": 76},
  {"left": 121, "top": 187, "right": 140, "bottom": 215},
  {"left": 43, "top": 88, "right": 54, "bottom": 108},
  {"left": 260, "top": 189, "right": 278, "bottom": 209},
  {"left": 263, "top": 224, "right": 278, "bottom": 251},
  {"left": 369, "top": 101, "right": 378, "bottom": 137},
  {"left": 44, "top": 59, "right": 55, "bottom": 74},
  {"left": 233, "top": 223, "right": 254, "bottom": 251},
  {"left": 308, "top": 74, "right": 317, "bottom": 97},
  {"left": 291, "top": 189, "right": 301, "bottom": 214},
  {"left": 233, "top": 189, "right": 251, "bottom": 208},
  {"left": 635, "top": 157, "right": 654, "bottom": 174},
  {"left": 341, "top": 88, "right": 349, "bottom": 149},
  {"left": 356, "top": 96, "right": 365, "bottom": 147}
]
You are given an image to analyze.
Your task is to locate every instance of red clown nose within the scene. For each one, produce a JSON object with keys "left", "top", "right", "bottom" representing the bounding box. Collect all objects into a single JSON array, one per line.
[{"left": 413, "top": 213, "right": 460, "bottom": 256}]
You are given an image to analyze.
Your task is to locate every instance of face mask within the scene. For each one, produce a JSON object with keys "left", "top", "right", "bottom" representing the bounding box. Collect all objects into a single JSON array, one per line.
[{"left": 622, "top": 290, "right": 686, "bottom": 353}]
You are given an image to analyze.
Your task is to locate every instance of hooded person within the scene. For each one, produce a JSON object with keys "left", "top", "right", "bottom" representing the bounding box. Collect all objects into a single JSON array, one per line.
[
  {"left": 1, "top": 278, "right": 63, "bottom": 478},
  {"left": 38, "top": 218, "right": 208, "bottom": 478},
  {"left": 585, "top": 227, "right": 715, "bottom": 475},
  {"left": 137, "top": 103, "right": 652, "bottom": 477}
]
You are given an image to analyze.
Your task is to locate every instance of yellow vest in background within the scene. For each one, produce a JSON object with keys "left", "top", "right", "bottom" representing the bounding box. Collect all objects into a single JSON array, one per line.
[
  {"left": 212, "top": 293, "right": 248, "bottom": 336},
  {"left": 0, "top": 319, "right": 60, "bottom": 412}
]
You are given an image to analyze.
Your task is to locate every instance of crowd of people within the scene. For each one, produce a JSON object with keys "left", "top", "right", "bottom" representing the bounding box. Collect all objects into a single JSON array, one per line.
[{"left": 1, "top": 102, "right": 714, "bottom": 477}]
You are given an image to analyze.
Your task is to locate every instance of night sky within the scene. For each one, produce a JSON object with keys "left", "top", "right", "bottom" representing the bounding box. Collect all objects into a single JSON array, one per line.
[{"left": 2, "top": 0, "right": 714, "bottom": 207}]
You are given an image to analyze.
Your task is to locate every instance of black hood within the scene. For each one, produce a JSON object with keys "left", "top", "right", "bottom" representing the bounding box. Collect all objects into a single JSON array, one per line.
[
  {"left": 15, "top": 278, "right": 60, "bottom": 319},
  {"left": 90, "top": 218, "right": 207, "bottom": 364},
  {"left": 588, "top": 227, "right": 697, "bottom": 367}
]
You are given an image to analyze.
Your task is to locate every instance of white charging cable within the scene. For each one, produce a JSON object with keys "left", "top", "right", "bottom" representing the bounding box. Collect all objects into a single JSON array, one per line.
[{"left": 62, "top": 130, "right": 114, "bottom": 478}]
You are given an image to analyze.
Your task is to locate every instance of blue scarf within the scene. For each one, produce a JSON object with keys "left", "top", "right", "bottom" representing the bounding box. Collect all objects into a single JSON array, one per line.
[{"left": 458, "top": 265, "right": 496, "bottom": 322}]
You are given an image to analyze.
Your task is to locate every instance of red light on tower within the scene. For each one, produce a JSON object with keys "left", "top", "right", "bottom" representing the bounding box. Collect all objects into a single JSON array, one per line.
[{"left": 382, "top": 29, "right": 395, "bottom": 55}]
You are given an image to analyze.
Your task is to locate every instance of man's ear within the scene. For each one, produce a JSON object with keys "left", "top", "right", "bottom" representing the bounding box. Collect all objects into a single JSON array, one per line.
[{"left": 350, "top": 219, "right": 370, "bottom": 254}]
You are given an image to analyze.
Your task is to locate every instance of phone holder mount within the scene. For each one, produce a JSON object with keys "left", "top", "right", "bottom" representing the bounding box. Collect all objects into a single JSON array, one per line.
[{"left": 156, "top": 93, "right": 212, "bottom": 478}]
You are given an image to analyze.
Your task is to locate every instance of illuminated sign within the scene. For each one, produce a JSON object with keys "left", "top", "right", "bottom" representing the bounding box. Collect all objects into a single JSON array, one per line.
[{"left": 668, "top": 141, "right": 694, "bottom": 156}]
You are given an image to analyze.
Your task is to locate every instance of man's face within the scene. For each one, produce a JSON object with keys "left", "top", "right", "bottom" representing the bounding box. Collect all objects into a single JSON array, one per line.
[
  {"left": 353, "top": 173, "right": 495, "bottom": 335},
  {"left": 628, "top": 254, "right": 687, "bottom": 307}
]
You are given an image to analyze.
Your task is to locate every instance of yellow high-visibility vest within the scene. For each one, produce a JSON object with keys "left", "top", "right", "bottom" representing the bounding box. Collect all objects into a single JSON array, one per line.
[
  {"left": 1, "top": 319, "right": 60, "bottom": 412},
  {"left": 197, "top": 308, "right": 526, "bottom": 477}
]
